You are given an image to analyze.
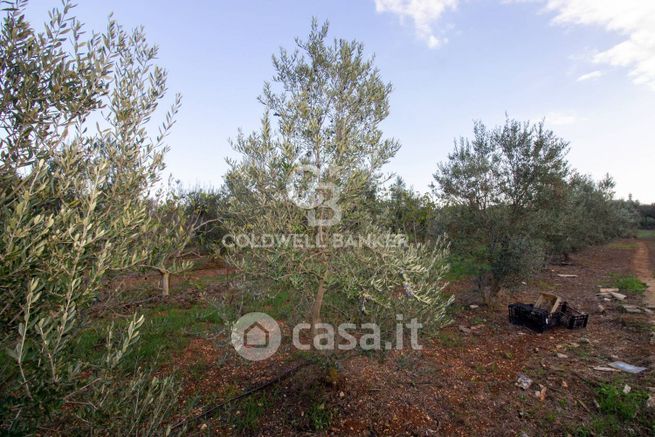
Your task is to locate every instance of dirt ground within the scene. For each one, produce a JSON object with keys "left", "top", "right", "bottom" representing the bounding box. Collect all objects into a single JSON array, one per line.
[
  {"left": 634, "top": 240, "right": 655, "bottom": 309},
  {"left": 155, "top": 239, "right": 655, "bottom": 436}
]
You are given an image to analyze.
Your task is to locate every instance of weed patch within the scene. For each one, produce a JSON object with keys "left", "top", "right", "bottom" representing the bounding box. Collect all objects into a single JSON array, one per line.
[
  {"left": 606, "top": 274, "right": 647, "bottom": 294},
  {"left": 307, "top": 401, "right": 332, "bottom": 431},
  {"left": 446, "top": 255, "right": 486, "bottom": 280},
  {"left": 571, "top": 384, "right": 652, "bottom": 436},
  {"left": 224, "top": 392, "right": 270, "bottom": 433},
  {"left": 73, "top": 305, "right": 222, "bottom": 370},
  {"left": 597, "top": 384, "right": 648, "bottom": 420},
  {"left": 435, "top": 331, "right": 464, "bottom": 348}
]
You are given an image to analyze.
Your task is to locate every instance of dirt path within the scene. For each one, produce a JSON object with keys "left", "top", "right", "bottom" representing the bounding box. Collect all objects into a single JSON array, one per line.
[{"left": 633, "top": 240, "right": 655, "bottom": 309}]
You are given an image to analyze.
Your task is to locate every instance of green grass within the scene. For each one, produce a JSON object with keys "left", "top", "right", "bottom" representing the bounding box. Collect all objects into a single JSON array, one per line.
[
  {"left": 73, "top": 304, "right": 222, "bottom": 370},
  {"left": 219, "top": 380, "right": 332, "bottom": 433},
  {"left": 620, "top": 317, "right": 654, "bottom": 333},
  {"left": 307, "top": 401, "right": 332, "bottom": 431},
  {"left": 293, "top": 379, "right": 335, "bottom": 432},
  {"left": 544, "top": 411, "right": 557, "bottom": 424},
  {"left": 572, "top": 383, "right": 653, "bottom": 436},
  {"left": 607, "top": 241, "right": 638, "bottom": 250},
  {"left": 637, "top": 229, "right": 655, "bottom": 239},
  {"left": 608, "top": 274, "right": 648, "bottom": 294},
  {"left": 228, "top": 392, "right": 269, "bottom": 433},
  {"left": 261, "top": 289, "right": 295, "bottom": 320},
  {"left": 575, "top": 415, "right": 622, "bottom": 436},
  {"left": 125, "top": 305, "right": 222, "bottom": 368},
  {"left": 596, "top": 383, "right": 647, "bottom": 421},
  {"left": 217, "top": 390, "right": 274, "bottom": 433},
  {"left": 226, "top": 287, "right": 296, "bottom": 322}
]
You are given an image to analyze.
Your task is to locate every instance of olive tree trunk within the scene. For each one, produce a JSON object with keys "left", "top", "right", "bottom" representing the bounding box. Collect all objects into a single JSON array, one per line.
[{"left": 159, "top": 270, "right": 170, "bottom": 298}]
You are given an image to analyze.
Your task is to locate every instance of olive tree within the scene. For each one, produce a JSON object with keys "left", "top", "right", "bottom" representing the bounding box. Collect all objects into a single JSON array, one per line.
[
  {"left": 222, "top": 20, "right": 452, "bottom": 344},
  {"left": 638, "top": 203, "right": 655, "bottom": 229},
  {"left": 182, "top": 186, "right": 229, "bottom": 254},
  {"left": 138, "top": 189, "right": 194, "bottom": 297},
  {"left": 433, "top": 119, "right": 569, "bottom": 303},
  {"left": 381, "top": 177, "right": 439, "bottom": 243},
  {"left": 545, "top": 173, "right": 639, "bottom": 262},
  {"left": 1, "top": 1, "right": 182, "bottom": 432}
]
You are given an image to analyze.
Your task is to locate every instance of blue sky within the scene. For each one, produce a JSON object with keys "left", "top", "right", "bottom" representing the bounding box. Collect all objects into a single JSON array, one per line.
[{"left": 26, "top": 0, "right": 655, "bottom": 202}]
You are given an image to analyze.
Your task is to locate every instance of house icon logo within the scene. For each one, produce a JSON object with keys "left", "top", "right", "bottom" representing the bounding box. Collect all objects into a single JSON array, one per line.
[
  {"left": 231, "top": 312, "right": 281, "bottom": 361},
  {"left": 244, "top": 321, "right": 269, "bottom": 348}
]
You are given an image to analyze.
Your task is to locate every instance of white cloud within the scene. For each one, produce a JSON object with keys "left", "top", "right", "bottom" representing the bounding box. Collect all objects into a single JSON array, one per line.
[
  {"left": 374, "top": 1, "right": 655, "bottom": 89},
  {"left": 374, "top": 0, "right": 459, "bottom": 48},
  {"left": 576, "top": 70, "right": 604, "bottom": 82},
  {"left": 543, "top": 0, "right": 655, "bottom": 90}
]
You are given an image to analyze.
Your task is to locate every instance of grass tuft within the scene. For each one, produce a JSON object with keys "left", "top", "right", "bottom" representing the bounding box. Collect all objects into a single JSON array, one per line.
[
  {"left": 227, "top": 393, "right": 269, "bottom": 433},
  {"left": 573, "top": 384, "right": 652, "bottom": 436},
  {"left": 597, "top": 383, "right": 648, "bottom": 420},
  {"left": 636, "top": 229, "right": 655, "bottom": 239},
  {"left": 609, "top": 274, "right": 648, "bottom": 294}
]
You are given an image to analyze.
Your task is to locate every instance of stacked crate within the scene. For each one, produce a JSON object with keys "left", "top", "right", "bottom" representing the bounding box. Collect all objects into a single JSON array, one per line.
[{"left": 508, "top": 293, "right": 588, "bottom": 332}]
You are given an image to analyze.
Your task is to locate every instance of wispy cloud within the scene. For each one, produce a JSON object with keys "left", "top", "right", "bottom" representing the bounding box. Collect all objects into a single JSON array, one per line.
[
  {"left": 374, "top": 1, "right": 655, "bottom": 89},
  {"left": 543, "top": 0, "right": 655, "bottom": 90},
  {"left": 374, "top": 0, "right": 459, "bottom": 48},
  {"left": 576, "top": 70, "right": 604, "bottom": 82}
]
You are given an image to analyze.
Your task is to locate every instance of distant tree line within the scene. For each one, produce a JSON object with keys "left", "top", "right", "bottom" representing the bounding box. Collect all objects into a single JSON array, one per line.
[
  {"left": 184, "top": 118, "right": 640, "bottom": 304},
  {"left": 637, "top": 203, "right": 655, "bottom": 229}
]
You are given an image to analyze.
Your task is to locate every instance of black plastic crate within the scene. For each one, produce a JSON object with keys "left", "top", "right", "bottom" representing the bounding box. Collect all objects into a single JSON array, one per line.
[
  {"left": 508, "top": 303, "right": 561, "bottom": 332},
  {"left": 524, "top": 307, "right": 561, "bottom": 333},
  {"left": 508, "top": 303, "right": 533, "bottom": 326},
  {"left": 559, "top": 302, "right": 589, "bottom": 329}
]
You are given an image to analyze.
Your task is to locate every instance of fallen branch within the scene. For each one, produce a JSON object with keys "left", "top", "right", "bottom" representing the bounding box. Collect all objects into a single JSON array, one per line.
[
  {"left": 170, "top": 361, "right": 310, "bottom": 431},
  {"left": 577, "top": 399, "right": 592, "bottom": 413}
]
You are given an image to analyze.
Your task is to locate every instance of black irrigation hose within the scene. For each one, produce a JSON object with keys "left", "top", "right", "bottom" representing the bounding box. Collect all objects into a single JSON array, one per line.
[{"left": 170, "top": 361, "right": 310, "bottom": 432}]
